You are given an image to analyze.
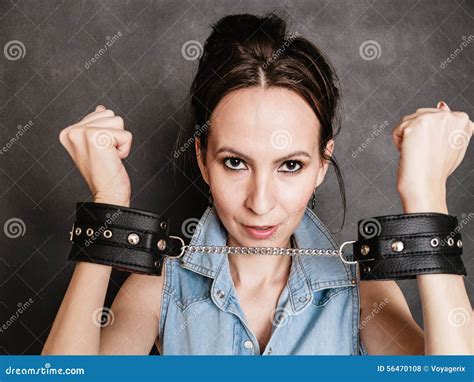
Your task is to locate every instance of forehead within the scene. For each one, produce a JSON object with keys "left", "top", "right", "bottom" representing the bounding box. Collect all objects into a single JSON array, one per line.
[{"left": 209, "top": 86, "right": 320, "bottom": 153}]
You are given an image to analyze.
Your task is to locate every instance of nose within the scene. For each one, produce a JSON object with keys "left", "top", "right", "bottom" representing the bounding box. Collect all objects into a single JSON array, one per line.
[{"left": 244, "top": 172, "right": 275, "bottom": 215}]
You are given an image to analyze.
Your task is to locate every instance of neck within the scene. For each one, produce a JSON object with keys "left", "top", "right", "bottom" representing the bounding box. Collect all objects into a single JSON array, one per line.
[{"left": 227, "top": 235, "right": 293, "bottom": 287}]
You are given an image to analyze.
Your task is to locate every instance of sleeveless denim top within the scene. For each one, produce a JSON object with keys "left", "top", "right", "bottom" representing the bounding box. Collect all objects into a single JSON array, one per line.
[{"left": 158, "top": 206, "right": 368, "bottom": 355}]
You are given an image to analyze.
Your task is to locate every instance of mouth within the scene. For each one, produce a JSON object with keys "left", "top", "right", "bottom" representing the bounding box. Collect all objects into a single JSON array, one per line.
[{"left": 242, "top": 224, "right": 279, "bottom": 240}]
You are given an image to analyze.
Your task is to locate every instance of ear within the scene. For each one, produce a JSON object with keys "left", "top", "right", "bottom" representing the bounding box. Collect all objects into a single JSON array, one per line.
[
  {"left": 315, "top": 139, "right": 335, "bottom": 188},
  {"left": 195, "top": 137, "right": 209, "bottom": 185}
]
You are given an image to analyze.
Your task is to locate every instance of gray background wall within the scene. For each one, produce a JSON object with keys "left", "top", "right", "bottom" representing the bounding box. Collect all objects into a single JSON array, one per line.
[{"left": 0, "top": 0, "right": 472, "bottom": 355}]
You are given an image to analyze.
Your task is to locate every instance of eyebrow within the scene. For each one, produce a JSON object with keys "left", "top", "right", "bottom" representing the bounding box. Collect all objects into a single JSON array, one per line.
[{"left": 215, "top": 146, "right": 311, "bottom": 164}]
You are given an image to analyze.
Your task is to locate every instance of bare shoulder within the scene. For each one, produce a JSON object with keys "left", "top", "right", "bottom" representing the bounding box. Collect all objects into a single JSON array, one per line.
[
  {"left": 358, "top": 280, "right": 424, "bottom": 355},
  {"left": 99, "top": 260, "right": 167, "bottom": 354}
]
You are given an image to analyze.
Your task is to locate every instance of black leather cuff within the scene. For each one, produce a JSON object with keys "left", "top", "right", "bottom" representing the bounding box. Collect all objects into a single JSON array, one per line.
[
  {"left": 68, "top": 202, "right": 178, "bottom": 276},
  {"left": 67, "top": 203, "right": 467, "bottom": 280},
  {"left": 353, "top": 213, "right": 466, "bottom": 280}
]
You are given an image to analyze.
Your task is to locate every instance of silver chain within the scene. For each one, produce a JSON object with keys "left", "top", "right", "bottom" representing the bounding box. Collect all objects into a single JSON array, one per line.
[
  {"left": 168, "top": 236, "right": 358, "bottom": 265},
  {"left": 182, "top": 244, "right": 340, "bottom": 257}
]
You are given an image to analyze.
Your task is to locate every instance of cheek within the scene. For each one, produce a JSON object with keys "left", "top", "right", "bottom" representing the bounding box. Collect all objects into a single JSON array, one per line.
[
  {"left": 207, "top": 168, "right": 242, "bottom": 207},
  {"left": 278, "top": 173, "right": 317, "bottom": 206}
]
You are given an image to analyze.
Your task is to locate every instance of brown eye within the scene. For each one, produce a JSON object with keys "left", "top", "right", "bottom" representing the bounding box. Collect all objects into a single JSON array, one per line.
[
  {"left": 278, "top": 160, "right": 303, "bottom": 173},
  {"left": 223, "top": 157, "right": 247, "bottom": 171}
]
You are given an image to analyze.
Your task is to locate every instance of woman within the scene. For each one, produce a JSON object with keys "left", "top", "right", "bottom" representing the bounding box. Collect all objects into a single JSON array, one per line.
[{"left": 43, "top": 13, "right": 472, "bottom": 355}]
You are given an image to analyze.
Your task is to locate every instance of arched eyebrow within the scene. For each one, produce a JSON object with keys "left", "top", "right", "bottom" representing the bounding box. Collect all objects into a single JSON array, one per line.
[{"left": 215, "top": 146, "right": 311, "bottom": 164}]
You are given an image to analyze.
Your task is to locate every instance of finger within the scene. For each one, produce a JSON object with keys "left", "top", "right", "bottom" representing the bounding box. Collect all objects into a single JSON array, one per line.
[
  {"left": 401, "top": 108, "right": 441, "bottom": 123},
  {"left": 83, "top": 116, "right": 124, "bottom": 130},
  {"left": 95, "top": 105, "right": 106, "bottom": 112},
  {"left": 115, "top": 130, "right": 133, "bottom": 159},
  {"left": 392, "top": 123, "right": 404, "bottom": 152},
  {"left": 81, "top": 109, "right": 115, "bottom": 124},
  {"left": 89, "top": 129, "right": 132, "bottom": 159},
  {"left": 437, "top": 101, "right": 451, "bottom": 111}
]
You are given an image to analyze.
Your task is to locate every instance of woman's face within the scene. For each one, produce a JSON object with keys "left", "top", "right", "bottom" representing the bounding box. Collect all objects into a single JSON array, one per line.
[{"left": 196, "top": 86, "right": 334, "bottom": 248}]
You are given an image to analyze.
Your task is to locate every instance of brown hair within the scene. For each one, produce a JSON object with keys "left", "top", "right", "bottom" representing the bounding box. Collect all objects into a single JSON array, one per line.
[{"left": 173, "top": 12, "right": 347, "bottom": 231}]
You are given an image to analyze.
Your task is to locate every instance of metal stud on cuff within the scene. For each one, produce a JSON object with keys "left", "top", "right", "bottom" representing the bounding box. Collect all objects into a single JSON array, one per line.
[
  {"left": 157, "top": 239, "right": 167, "bottom": 251},
  {"left": 391, "top": 240, "right": 404, "bottom": 252},
  {"left": 127, "top": 233, "right": 140, "bottom": 245}
]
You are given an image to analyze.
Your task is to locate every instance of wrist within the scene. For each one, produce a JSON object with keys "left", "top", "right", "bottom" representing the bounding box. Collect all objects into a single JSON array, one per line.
[
  {"left": 399, "top": 186, "right": 447, "bottom": 214},
  {"left": 93, "top": 197, "right": 130, "bottom": 208}
]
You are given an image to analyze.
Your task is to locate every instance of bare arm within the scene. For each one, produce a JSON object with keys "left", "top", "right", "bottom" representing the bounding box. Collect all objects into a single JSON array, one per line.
[
  {"left": 99, "top": 266, "right": 166, "bottom": 355},
  {"left": 368, "top": 102, "right": 474, "bottom": 354},
  {"left": 42, "top": 262, "right": 112, "bottom": 354},
  {"left": 359, "top": 280, "right": 425, "bottom": 355},
  {"left": 42, "top": 261, "right": 165, "bottom": 355},
  {"left": 44, "top": 104, "right": 163, "bottom": 354}
]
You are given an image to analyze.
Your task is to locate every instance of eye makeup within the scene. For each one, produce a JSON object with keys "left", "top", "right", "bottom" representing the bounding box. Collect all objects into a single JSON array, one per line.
[{"left": 222, "top": 156, "right": 305, "bottom": 174}]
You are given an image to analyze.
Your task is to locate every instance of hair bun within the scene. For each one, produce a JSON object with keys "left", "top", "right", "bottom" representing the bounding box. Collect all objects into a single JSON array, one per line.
[{"left": 209, "top": 13, "right": 287, "bottom": 45}]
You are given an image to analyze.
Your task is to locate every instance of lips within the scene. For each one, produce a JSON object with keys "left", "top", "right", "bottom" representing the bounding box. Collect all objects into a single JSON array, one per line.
[{"left": 243, "top": 224, "right": 279, "bottom": 240}]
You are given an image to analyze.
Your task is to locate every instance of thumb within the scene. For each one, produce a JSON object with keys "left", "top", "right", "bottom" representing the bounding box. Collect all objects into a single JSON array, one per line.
[
  {"left": 437, "top": 101, "right": 451, "bottom": 111},
  {"left": 113, "top": 130, "right": 133, "bottom": 159}
]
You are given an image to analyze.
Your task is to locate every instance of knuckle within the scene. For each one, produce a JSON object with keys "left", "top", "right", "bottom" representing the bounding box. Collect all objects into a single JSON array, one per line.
[
  {"left": 454, "top": 111, "right": 469, "bottom": 121},
  {"left": 418, "top": 114, "right": 432, "bottom": 126},
  {"left": 58, "top": 128, "right": 68, "bottom": 144},
  {"left": 113, "top": 116, "right": 124, "bottom": 126},
  {"left": 68, "top": 127, "right": 84, "bottom": 141},
  {"left": 102, "top": 109, "right": 115, "bottom": 118},
  {"left": 83, "top": 127, "right": 98, "bottom": 140}
]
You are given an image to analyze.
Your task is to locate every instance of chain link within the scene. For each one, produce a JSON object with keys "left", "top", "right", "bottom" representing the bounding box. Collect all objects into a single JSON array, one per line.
[{"left": 183, "top": 245, "right": 340, "bottom": 257}]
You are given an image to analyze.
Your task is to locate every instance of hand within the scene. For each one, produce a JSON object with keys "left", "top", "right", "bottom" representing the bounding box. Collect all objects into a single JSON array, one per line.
[
  {"left": 59, "top": 105, "right": 133, "bottom": 206},
  {"left": 392, "top": 101, "right": 473, "bottom": 208}
]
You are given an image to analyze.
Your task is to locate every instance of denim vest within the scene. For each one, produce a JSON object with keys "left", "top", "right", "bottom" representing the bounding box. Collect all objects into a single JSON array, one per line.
[{"left": 158, "top": 206, "right": 368, "bottom": 355}]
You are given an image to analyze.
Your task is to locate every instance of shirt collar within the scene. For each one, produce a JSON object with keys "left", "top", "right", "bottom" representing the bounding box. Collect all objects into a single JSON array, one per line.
[{"left": 179, "top": 206, "right": 354, "bottom": 313}]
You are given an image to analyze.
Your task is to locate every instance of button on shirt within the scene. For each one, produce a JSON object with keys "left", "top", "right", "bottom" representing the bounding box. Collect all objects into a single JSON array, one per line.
[{"left": 157, "top": 206, "right": 367, "bottom": 355}]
